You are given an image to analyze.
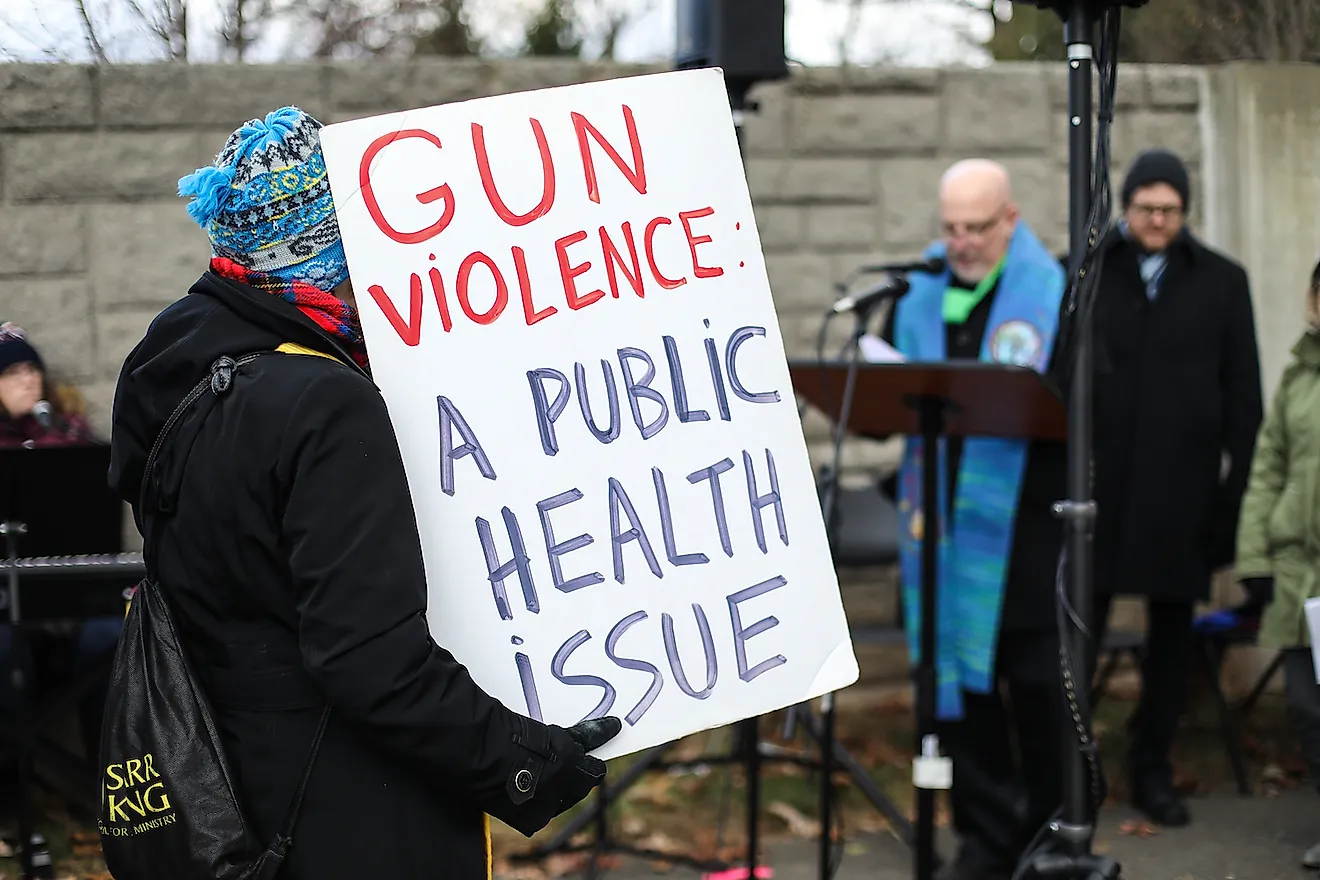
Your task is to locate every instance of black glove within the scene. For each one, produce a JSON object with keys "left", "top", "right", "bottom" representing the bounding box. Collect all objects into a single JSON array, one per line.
[
  {"left": 1240, "top": 576, "right": 1274, "bottom": 611},
  {"left": 488, "top": 715, "right": 623, "bottom": 837},
  {"left": 567, "top": 716, "right": 623, "bottom": 776}
]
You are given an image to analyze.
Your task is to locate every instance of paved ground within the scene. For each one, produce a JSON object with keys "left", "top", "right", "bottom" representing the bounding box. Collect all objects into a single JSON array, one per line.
[{"left": 539, "top": 787, "right": 1319, "bottom": 880}]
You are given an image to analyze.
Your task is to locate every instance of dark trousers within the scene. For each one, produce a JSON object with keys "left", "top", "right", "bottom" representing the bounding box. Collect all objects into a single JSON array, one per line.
[
  {"left": 1283, "top": 648, "right": 1320, "bottom": 793},
  {"left": 1092, "top": 593, "right": 1194, "bottom": 787},
  {"left": 937, "top": 629, "right": 1066, "bottom": 875}
]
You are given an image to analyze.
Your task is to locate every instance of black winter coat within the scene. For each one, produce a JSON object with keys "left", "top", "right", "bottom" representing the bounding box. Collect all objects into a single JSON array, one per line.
[
  {"left": 1091, "top": 228, "right": 1263, "bottom": 602},
  {"left": 108, "top": 271, "right": 604, "bottom": 878}
]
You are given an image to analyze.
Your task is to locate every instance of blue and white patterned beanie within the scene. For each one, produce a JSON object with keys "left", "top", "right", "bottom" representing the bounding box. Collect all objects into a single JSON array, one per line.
[{"left": 178, "top": 106, "right": 350, "bottom": 291}]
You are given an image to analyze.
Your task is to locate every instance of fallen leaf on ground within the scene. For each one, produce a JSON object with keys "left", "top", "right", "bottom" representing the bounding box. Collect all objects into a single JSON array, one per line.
[
  {"left": 851, "top": 813, "right": 888, "bottom": 834},
  {"left": 637, "top": 831, "right": 678, "bottom": 853},
  {"left": 767, "top": 801, "right": 819, "bottom": 838},
  {"left": 494, "top": 862, "right": 547, "bottom": 880},
  {"left": 542, "top": 852, "right": 590, "bottom": 878},
  {"left": 857, "top": 741, "right": 907, "bottom": 766},
  {"left": 1117, "top": 820, "right": 1159, "bottom": 838}
]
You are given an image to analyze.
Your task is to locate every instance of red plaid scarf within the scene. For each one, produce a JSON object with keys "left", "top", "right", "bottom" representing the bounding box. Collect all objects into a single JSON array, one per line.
[{"left": 210, "top": 257, "right": 369, "bottom": 369}]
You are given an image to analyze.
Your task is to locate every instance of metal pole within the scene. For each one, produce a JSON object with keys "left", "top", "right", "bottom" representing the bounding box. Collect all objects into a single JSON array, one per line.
[
  {"left": 3, "top": 520, "right": 34, "bottom": 880},
  {"left": 915, "top": 399, "right": 943, "bottom": 880},
  {"left": 1062, "top": 0, "right": 1097, "bottom": 855}
]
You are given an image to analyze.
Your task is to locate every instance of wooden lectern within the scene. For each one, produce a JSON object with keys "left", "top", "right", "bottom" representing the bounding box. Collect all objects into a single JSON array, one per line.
[{"left": 790, "top": 358, "right": 1067, "bottom": 880}]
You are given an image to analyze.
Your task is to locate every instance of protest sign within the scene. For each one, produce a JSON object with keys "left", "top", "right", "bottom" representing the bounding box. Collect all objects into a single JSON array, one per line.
[{"left": 318, "top": 68, "right": 858, "bottom": 760}]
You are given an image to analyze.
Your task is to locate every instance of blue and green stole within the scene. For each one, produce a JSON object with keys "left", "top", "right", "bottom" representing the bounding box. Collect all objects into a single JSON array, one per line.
[{"left": 892, "top": 222, "right": 1065, "bottom": 721}]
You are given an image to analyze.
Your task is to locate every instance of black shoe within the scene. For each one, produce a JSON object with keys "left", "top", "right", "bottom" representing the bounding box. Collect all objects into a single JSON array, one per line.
[{"left": 1131, "top": 780, "right": 1190, "bottom": 827}]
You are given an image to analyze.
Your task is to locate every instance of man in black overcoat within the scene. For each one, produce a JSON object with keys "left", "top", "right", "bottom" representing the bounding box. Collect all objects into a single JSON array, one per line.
[{"left": 1089, "top": 148, "right": 1264, "bottom": 827}]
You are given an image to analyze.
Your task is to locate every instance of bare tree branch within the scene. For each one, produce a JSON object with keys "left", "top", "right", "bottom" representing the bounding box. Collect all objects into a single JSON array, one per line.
[
  {"left": 73, "top": 0, "right": 108, "bottom": 62},
  {"left": 0, "top": 2, "right": 78, "bottom": 61}
]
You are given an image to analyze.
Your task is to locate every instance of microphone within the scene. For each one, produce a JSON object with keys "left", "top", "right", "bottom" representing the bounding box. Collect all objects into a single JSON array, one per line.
[
  {"left": 832, "top": 276, "right": 911, "bottom": 315},
  {"left": 856, "top": 256, "right": 946, "bottom": 275},
  {"left": 31, "top": 399, "right": 52, "bottom": 430}
]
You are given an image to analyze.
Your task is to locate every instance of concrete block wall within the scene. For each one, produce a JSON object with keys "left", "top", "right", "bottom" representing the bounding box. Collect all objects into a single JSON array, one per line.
[
  {"left": 0, "top": 59, "right": 1213, "bottom": 687},
  {"left": 0, "top": 59, "right": 1206, "bottom": 466}
]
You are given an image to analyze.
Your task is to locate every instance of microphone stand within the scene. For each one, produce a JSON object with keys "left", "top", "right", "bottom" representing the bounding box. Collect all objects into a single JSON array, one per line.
[{"left": 811, "top": 278, "right": 921, "bottom": 880}]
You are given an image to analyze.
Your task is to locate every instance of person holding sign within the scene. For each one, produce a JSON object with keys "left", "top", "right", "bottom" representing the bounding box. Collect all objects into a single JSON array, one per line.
[
  {"left": 877, "top": 159, "right": 1070, "bottom": 880},
  {"left": 107, "top": 106, "right": 621, "bottom": 879}
]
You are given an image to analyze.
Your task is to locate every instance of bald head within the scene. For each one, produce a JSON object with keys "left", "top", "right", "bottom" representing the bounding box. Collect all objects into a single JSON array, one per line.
[
  {"left": 940, "top": 159, "right": 1012, "bottom": 206},
  {"left": 938, "top": 158, "right": 1018, "bottom": 283}
]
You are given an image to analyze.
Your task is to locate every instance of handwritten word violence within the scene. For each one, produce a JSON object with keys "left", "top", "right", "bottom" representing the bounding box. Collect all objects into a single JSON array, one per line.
[{"left": 355, "top": 105, "right": 730, "bottom": 343}]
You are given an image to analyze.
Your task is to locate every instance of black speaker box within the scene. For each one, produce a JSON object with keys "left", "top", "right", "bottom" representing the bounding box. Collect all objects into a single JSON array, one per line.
[{"left": 675, "top": 0, "right": 787, "bottom": 85}]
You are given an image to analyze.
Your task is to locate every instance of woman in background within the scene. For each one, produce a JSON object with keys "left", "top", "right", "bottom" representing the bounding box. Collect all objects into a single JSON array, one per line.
[
  {"left": 0, "top": 322, "right": 98, "bottom": 448},
  {"left": 1236, "top": 258, "right": 1320, "bottom": 869},
  {"left": 0, "top": 321, "right": 118, "bottom": 765}
]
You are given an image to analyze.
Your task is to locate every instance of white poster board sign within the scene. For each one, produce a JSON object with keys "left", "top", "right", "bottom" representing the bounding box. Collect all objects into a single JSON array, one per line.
[{"left": 319, "top": 68, "right": 858, "bottom": 760}]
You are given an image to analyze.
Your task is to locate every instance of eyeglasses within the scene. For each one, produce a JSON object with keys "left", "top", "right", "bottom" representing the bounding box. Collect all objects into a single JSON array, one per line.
[
  {"left": 941, "top": 208, "right": 1006, "bottom": 241},
  {"left": 1129, "top": 204, "right": 1183, "bottom": 220}
]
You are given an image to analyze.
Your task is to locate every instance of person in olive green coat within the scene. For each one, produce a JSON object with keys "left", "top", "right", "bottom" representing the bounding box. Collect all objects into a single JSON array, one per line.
[{"left": 1236, "top": 258, "right": 1320, "bottom": 869}]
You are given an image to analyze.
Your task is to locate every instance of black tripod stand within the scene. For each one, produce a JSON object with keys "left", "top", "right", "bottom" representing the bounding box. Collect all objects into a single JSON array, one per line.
[{"left": 1015, "top": 1, "right": 1147, "bottom": 878}]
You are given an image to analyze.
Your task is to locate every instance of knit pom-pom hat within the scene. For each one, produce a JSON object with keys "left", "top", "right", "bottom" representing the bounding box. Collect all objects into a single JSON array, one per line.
[
  {"left": 0, "top": 322, "right": 42, "bottom": 374},
  {"left": 178, "top": 106, "right": 349, "bottom": 292}
]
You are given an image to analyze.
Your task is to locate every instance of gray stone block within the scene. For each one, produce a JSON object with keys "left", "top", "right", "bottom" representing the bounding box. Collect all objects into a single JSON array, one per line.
[
  {"left": 792, "top": 95, "right": 940, "bottom": 155},
  {"left": 1147, "top": 65, "right": 1202, "bottom": 108},
  {"left": 780, "top": 304, "right": 853, "bottom": 357},
  {"left": 741, "top": 81, "right": 789, "bottom": 156},
  {"left": 805, "top": 205, "right": 879, "bottom": 252},
  {"left": 1131, "top": 110, "right": 1203, "bottom": 165},
  {"left": 90, "top": 203, "right": 209, "bottom": 309},
  {"left": 329, "top": 59, "right": 498, "bottom": 112},
  {"left": 6, "top": 132, "right": 212, "bottom": 202},
  {"left": 998, "top": 157, "right": 1067, "bottom": 238},
  {"left": 942, "top": 68, "right": 1050, "bottom": 153},
  {"left": 0, "top": 279, "right": 94, "bottom": 378},
  {"left": 764, "top": 254, "right": 835, "bottom": 314},
  {"left": 0, "top": 206, "right": 86, "bottom": 277},
  {"left": 806, "top": 436, "right": 898, "bottom": 476},
  {"left": 746, "top": 158, "right": 874, "bottom": 204},
  {"left": 101, "top": 64, "right": 329, "bottom": 128},
  {"left": 874, "top": 158, "right": 948, "bottom": 247},
  {"left": 0, "top": 65, "right": 95, "bottom": 130},
  {"left": 97, "top": 309, "right": 158, "bottom": 378},
  {"left": 791, "top": 66, "right": 940, "bottom": 95},
  {"left": 1045, "top": 63, "right": 1147, "bottom": 110},
  {"left": 750, "top": 204, "right": 805, "bottom": 251},
  {"left": 78, "top": 377, "right": 119, "bottom": 438},
  {"left": 486, "top": 60, "right": 614, "bottom": 98},
  {"left": 798, "top": 402, "right": 834, "bottom": 444}
]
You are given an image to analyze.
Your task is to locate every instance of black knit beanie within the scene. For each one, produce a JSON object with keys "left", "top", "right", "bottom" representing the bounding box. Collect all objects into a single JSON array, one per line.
[
  {"left": 0, "top": 322, "right": 42, "bottom": 374},
  {"left": 1122, "top": 148, "right": 1190, "bottom": 212}
]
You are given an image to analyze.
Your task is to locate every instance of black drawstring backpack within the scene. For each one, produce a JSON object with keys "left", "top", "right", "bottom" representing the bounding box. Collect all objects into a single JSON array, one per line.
[{"left": 98, "top": 352, "right": 331, "bottom": 880}]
